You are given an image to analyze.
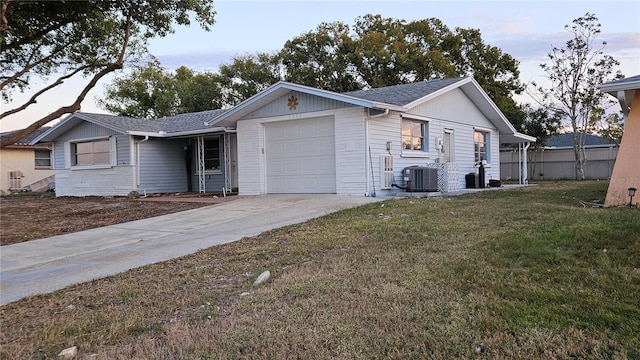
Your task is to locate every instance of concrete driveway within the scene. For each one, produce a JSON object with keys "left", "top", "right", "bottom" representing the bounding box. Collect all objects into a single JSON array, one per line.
[{"left": 0, "top": 194, "right": 381, "bottom": 305}]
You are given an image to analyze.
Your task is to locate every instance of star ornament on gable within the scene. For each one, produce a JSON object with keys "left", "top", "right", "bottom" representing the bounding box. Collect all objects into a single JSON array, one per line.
[{"left": 287, "top": 95, "right": 298, "bottom": 111}]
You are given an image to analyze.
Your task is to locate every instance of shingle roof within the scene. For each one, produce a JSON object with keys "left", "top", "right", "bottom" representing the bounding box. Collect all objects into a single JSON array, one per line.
[
  {"left": 344, "top": 77, "right": 466, "bottom": 106},
  {"left": 77, "top": 113, "right": 166, "bottom": 133},
  {"left": 77, "top": 109, "right": 229, "bottom": 134},
  {"left": 156, "top": 109, "right": 229, "bottom": 132},
  {"left": 0, "top": 126, "right": 51, "bottom": 146},
  {"left": 546, "top": 133, "right": 616, "bottom": 148}
]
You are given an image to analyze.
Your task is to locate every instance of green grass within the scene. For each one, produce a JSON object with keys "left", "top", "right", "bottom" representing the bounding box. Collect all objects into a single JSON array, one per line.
[{"left": 1, "top": 181, "right": 639, "bottom": 359}]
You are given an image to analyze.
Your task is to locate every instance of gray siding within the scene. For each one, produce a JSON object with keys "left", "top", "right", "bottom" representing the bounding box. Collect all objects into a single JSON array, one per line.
[
  {"left": 138, "top": 138, "right": 188, "bottom": 194},
  {"left": 334, "top": 108, "right": 367, "bottom": 195},
  {"left": 190, "top": 172, "right": 226, "bottom": 193},
  {"left": 246, "top": 91, "right": 350, "bottom": 119}
]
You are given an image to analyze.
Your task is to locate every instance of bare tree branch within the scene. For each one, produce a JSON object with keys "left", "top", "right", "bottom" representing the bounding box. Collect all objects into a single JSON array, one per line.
[
  {"left": 1, "top": 10, "right": 133, "bottom": 148},
  {"left": 0, "top": 65, "right": 94, "bottom": 119},
  {"left": 0, "top": 62, "right": 124, "bottom": 148}
]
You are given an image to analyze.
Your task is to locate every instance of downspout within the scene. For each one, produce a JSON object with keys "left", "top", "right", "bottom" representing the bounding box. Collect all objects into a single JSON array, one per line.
[
  {"left": 616, "top": 90, "right": 630, "bottom": 124},
  {"left": 365, "top": 109, "right": 372, "bottom": 196},
  {"left": 365, "top": 108, "right": 390, "bottom": 196},
  {"left": 370, "top": 108, "right": 389, "bottom": 118}
]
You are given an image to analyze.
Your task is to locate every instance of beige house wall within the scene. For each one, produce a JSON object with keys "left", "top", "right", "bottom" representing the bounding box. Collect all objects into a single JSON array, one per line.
[
  {"left": 0, "top": 148, "right": 54, "bottom": 194},
  {"left": 605, "top": 91, "right": 640, "bottom": 207}
]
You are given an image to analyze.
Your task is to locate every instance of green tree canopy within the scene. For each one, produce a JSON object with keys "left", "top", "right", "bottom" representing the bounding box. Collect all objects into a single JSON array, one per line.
[
  {"left": 217, "top": 53, "right": 282, "bottom": 106},
  {"left": 98, "top": 60, "right": 225, "bottom": 119},
  {"left": 280, "top": 14, "right": 526, "bottom": 127},
  {"left": 0, "top": 0, "right": 215, "bottom": 147},
  {"left": 100, "top": 13, "right": 531, "bottom": 132},
  {"left": 280, "top": 22, "right": 360, "bottom": 92}
]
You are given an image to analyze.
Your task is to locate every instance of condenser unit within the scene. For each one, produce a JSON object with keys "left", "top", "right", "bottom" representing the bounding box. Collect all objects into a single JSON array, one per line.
[{"left": 403, "top": 166, "right": 438, "bottom": 192}]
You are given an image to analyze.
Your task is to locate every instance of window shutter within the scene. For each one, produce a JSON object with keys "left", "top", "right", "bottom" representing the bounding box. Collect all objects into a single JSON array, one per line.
[
  {"left": 110, "top": 137, "right": 117, "bottom": 166},
  {"left": 64, "top": 141, "right": 71, "bottom": 168}
]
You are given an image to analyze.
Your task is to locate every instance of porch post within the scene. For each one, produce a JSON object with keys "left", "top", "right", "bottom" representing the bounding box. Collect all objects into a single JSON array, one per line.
[
  {"left": 197, "top": 136, "right": 205, "bottom": 193},
  {"left": 518, "top": 143, "right": 523, "bottom": 184},
  {"left": 522, "top": 142, "right": 530, "bottom": 185}
]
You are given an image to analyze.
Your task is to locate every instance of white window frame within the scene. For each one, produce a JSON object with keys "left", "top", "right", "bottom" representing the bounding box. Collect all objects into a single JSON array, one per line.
[
  {"left": 34, "top": 148, "right": 52, "bottom": 169},
  {"left": 66, "top": 136, "right": 116, "bottom": 170},
  {"left": 203, "top": 137, "right": 222, "bottom": 174},
  {"left": 400, "top": 115, "right": 430, "bottom": 158}
]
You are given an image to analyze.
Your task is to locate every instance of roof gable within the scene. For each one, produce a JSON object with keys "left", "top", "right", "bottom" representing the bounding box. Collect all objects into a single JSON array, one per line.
[
  {"left": 205, "top": 81, "right": 405, "bottom": 125},
  {"left": 32, "top": 110, "right": 230, "bottom": 143}
]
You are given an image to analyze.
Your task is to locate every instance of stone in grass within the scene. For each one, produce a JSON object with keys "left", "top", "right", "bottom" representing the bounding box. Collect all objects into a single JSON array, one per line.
[
  {"left": 58, "top": 346, "right": 78, "bottom": 359},
  {"left": 253, "top": 270, "right": 271, "bottom": 286}
]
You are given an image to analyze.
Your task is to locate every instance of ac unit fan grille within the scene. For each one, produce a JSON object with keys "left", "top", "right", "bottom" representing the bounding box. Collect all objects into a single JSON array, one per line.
[{"left": 404, "top": 166, "right": 438, "bottom": 192}]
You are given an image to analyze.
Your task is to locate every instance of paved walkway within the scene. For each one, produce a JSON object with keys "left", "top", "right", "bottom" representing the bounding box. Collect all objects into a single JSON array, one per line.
[{"left": 1, "top": 195, "right": 381, "bottom": 305}]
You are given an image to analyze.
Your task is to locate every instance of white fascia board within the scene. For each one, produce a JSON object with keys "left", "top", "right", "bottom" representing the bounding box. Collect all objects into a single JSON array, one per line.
[
  {"left": 128, "top": 127, "right": 228, "bottom": 138},
  {"left": 502, "top": 132, "right": 537, "bottom": 143},
  {"left": 30, "top": 116, "right": 75, "bottom": 144},
  {"left": 598, "top": 75, "right": 640, "bottom": 93}
]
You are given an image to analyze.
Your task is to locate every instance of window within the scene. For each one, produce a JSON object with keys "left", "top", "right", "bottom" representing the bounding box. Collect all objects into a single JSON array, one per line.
[
  {"left": 34, "top": 149, "right": 52, "bottom": 169},
  {"left": 204, "top": 138, "right": 220, "bottom": 172},
  {"left": 443, "top": 130, "right": 453, "bottom": 162},
  {"left": 72, "top": 139, "right": 110, "bottom": 166},
  {"left": 474, "top": 131, "right": 489, "bottom": 164},
  {"left": 402, "top": 119, "right": 427, "bottom": 151}
]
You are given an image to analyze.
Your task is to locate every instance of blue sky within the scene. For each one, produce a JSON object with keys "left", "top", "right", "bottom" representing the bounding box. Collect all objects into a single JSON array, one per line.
[{"left": 2, "top": 0, "right": 639, "bottom": 131}]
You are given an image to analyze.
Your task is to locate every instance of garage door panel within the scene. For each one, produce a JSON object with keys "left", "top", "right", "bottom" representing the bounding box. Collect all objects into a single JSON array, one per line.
[
  {"left": 266, "top": 117, "right": 336, "bottom": 194},
  {"left": 268, "top": 175, "right": 336, "bottom": 193}
]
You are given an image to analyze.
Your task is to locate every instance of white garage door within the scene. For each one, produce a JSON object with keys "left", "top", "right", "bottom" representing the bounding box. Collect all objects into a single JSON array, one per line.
[{"left": 266, "top": 117, "right": 336, "bottom": 193}]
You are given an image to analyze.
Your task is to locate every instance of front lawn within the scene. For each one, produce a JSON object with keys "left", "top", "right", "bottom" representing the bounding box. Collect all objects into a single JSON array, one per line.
[{"left": 1, "top": 181, "right": 638, "bottom": 359}]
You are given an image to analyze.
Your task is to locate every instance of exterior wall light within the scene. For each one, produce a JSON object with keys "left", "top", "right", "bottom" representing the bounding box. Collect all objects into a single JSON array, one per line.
[{"left": 629, "top": 187, "right": 637, "bottom": 208}]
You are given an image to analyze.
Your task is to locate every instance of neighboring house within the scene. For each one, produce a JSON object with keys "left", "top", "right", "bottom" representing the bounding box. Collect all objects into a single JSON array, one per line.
[
  {"left": 598, "top": 75, "right": 640, "bottom": 207},
  {"left": 500, "top": 133, "right": 619, "bottom": 181},
  {"left": 32, "top": 77, "right": 535, "bottom": 197},
  {"left": 0, "top": 127, "right": 54, "bottom": 194}
]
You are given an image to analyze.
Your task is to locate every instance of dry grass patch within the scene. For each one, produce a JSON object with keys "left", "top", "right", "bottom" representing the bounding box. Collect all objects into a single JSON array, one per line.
[
  {"left": 1, "top": 181, "right": 639, "bottom": 359},
  {"left": 0, "top": 192, "right": 211, "bottom": 245}
]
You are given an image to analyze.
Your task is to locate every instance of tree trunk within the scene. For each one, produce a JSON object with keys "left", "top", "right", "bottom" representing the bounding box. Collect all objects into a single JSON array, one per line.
[{"left": 573, "top": 132, "right": 586, "bottom": 180}]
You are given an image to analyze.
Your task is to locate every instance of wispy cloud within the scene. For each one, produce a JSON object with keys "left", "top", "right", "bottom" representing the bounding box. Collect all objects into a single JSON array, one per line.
[
  {"left": 492, "top": 31, "right": 639, "bottom": 64},
  {"left": 155, "top": 50, "right": 244, "bottom": 71}
]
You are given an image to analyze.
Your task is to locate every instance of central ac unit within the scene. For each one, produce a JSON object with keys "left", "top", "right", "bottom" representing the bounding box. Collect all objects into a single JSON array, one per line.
[{"left": 403, "top": 166, "right": 438, "bottom": 192}]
